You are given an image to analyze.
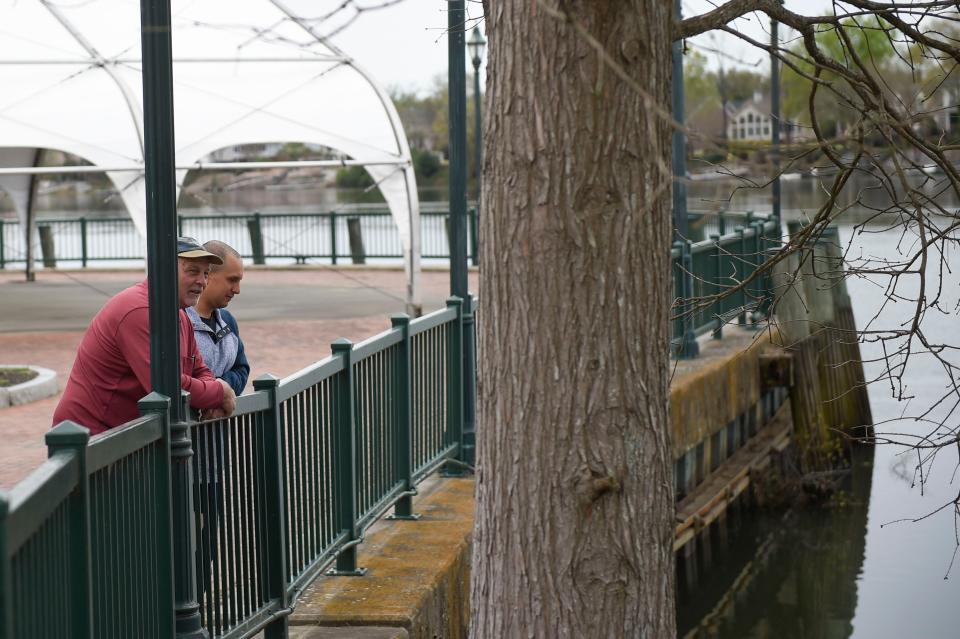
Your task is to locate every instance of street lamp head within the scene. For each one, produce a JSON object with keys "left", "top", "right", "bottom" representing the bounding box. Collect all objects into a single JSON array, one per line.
[{"left": 467, "top": 27, "right": 486, "bottom": 68}]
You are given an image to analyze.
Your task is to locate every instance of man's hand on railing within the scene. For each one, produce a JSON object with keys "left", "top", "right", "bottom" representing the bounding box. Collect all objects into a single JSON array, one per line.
[{"left": 218, "top": 379, "right": 237, "bottom": 417}]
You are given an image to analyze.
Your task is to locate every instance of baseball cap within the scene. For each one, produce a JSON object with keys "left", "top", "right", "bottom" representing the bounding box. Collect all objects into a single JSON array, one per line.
[{"left": 177, "top": 236, "right": 224, "bottom": 265}]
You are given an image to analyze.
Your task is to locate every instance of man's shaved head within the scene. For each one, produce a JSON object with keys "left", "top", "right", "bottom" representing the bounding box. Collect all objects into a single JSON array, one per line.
[{"left": 203, "top": 240, "right": 242, "bottom": 274}]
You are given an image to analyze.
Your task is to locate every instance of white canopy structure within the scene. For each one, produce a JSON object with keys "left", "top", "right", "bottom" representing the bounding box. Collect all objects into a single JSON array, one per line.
[{"left": 0, "top": 0, "right": 421, "bottom": 309}]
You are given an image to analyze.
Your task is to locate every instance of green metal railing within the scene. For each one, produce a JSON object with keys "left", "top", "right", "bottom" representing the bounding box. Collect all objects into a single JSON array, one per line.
[
  {"left": 0, "top": 209, "right": 480, "bottom": 268},
  {"left": 0, "top": 403, "right": 176, "bottom": 639},
  {"left": 0, "top": 295, "right": 474, "bottom": 639},
  {"left": 672, "top": 211, "right": 779, "bottom": 358}
]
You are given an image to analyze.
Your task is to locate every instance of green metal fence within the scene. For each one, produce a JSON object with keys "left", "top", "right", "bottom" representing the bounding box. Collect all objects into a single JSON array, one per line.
[
  {"left": 0, "top": 210, "right": 480, "bottom": 268},
  {"left": 0, "top": 295, "right": 474, "bottom": 639},
  {"left": 672, "top": 212, "right": 779, "bottom": 357},
  {"left": 0, "top": 408, "right": 176, "bottom": 639}
]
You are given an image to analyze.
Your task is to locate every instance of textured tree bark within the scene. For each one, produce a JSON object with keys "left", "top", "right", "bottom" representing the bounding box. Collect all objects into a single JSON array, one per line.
[{"left": 472, "top": 2, "right": 676, "bottom": 637}]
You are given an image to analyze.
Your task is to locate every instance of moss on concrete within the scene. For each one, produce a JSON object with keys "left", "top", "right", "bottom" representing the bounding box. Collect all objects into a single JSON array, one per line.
[
  {"left": 670, "top": 328, "right": 772, "bottom": 457},
  {"left": 291, "top": 477, "right": 474, "bottom": 639}
]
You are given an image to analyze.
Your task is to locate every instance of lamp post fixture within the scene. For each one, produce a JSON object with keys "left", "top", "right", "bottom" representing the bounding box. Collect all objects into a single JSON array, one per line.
[{"left": 467, "top": 27, "right": 485, "bottom": 203}]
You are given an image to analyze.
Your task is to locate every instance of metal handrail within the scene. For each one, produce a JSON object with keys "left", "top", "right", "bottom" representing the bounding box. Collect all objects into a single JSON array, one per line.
[{"left": 672, "top": 211, "right": 780, "bottom": 358}]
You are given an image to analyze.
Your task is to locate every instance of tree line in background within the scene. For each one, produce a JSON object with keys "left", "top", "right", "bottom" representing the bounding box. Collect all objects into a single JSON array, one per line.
[{"left": 685, "top": 15, "right": 960, "bottom": 173}]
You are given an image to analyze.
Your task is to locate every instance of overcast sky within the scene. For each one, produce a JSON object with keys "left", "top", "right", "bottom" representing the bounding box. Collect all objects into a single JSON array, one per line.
[{"left": 321, "top": 0, "right": 838, "bottom": 95}]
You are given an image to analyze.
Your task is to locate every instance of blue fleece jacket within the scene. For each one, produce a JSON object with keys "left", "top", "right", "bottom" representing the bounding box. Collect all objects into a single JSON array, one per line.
[{"left": 186, "top": 307, "right": 249, "bottom": 395}]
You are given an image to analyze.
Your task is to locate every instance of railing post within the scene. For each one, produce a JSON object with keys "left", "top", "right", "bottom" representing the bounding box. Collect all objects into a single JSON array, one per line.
[
  {"left": 248, "top": 213, "right": 265, "bottom": 265},
  {"left": 750, "top": 220, "right": 763, "bottom": 324},
  {"left": 329, "top": 212, "right": 338, "bottom": 265},
  {"left": 251, "top": 374, "right": 291, "bottom": 638},
  {"left": 0, "top": 219, "right": 6, "bottom": 269},
  {"left": 157, "top": 391, "right": 207, "bottom": 638},
  {"left": 678, "top": 242, "right": 699, "bottom": 359},
  {"left": 710, "top": 233, "right": 723, "bottom": 340},
  {"left": 469, "top": 208, "right": 479, "bottom": 266},
  {"left": 461, "top": 293, "right": 477, "bottom": 466},
  {"left": 717, "top": 209, "right": 726, "bottom": 236},
  {"left": 0, "top": 492, "right": 10, "bottom": 639},
  {"left": 737, "top": 226, "right": 747, "bottom": 325},
  {"left": 388, "top": 314, "right": 420, "bottom": 520},
  {"left": 672, "top": 241, "right": 684, "bottom": 346},
  {"left": 444, "top": 297, "right": 465, "bottom": 474},
  {"left": 138, "top": 392, "right": 177, "bottom": 639},
  {"left": 80, "top": 217, "right": 88, "bottom": 268},
  {"left": 329, "top": 339, "right": 365, "bottom": 576},
  {"left": 44, "top": 422, "right": 92, "bottom": 639}
]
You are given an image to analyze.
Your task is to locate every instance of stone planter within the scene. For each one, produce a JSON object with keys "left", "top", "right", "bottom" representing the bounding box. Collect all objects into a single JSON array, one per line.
[{"left": 0, "top": 366, "right": 58, "bottom": 408}]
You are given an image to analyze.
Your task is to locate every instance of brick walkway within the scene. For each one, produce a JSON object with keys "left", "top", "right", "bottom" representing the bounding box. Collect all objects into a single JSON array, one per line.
[{"left": 0, "top": 267, "right": 477, "bottom": 489}]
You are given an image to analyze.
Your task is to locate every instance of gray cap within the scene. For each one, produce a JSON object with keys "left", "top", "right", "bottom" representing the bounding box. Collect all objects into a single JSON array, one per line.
[{"left": 177, "top": 236, "right": 223, "bottom": 265}]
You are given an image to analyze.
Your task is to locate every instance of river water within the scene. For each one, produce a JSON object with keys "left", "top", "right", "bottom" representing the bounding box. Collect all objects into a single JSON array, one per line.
[{"left": 678, "top": 176, "right": 960, "bottom": 638}]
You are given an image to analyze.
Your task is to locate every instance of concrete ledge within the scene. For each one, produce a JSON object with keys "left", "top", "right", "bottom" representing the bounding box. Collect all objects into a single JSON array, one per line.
[
  {"left": 0, "top": 366, "right": 58, "bottom": 408},
  {"left": 670, "top": 328, "right": 771, "bottom": 455},
  {"left": 292, "top": 477, "right": 474, "bottom": 639}
]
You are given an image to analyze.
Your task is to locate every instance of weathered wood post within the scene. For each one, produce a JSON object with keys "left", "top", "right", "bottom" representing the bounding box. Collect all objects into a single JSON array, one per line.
[
  {"left": 247, "top": 212, "right": 265, "bottom": 265},
  {"left": 38, "top": 224, "right": 56, "bottom": 268},
  {"left": 346, "top": 216, "right": 366, "bottom": 265},
  {"left": 79, "top": 217, "right": 88, "bottom": 268},
  {"left": 329, "top": 212, "right": 338, "bottom": 265}
]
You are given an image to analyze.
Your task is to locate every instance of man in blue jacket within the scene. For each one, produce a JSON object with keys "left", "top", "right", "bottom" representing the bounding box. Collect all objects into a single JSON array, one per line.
[
  {"left": 186, "top": 239, "right": 249, "bottom": 402},
  {"left": 187, "top": 239, "right": 249, "bottom": 611}
]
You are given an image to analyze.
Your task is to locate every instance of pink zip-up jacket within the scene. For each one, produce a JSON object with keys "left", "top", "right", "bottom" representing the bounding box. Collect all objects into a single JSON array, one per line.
[{"left": 52, "top": 281, "right": 224, "bottom": 435}]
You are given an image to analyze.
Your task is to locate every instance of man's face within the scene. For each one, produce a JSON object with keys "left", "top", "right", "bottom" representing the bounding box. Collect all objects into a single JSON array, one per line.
[
  {"left": 202, "top": 254, "right": 244, "bottom": 310},
  {"left": 178, "top": 257, "right": 211, "bottom": 308}
]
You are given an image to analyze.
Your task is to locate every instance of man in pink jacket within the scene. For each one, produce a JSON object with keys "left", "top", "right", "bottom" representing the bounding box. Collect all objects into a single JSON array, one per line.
[{"left": 52, "top": 237, "right": 237, "bottom": 434}]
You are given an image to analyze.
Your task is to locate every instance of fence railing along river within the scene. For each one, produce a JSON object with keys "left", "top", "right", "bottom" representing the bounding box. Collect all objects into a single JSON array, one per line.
[
  {"left": 0, "top": 297, "right": 474, "bottom": 639},
  {"left": 0, "top": 207, "right": 777, "bottom": 639},
  {"left": 0, "top": 209, "right": 480, "bottom": 268}
]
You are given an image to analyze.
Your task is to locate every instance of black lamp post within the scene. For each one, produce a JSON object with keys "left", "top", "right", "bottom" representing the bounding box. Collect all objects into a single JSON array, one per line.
[{"left": 467, "top": 27, "right": 485, "bottom": 203}]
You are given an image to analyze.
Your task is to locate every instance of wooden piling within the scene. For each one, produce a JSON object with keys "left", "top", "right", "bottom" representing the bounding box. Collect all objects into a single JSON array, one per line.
[
  {"left": 772, "top": 224, "right": 873, "bottom": 472},
  {"left": 247, "top": 214, "right": 265, "bottom": 265},
  {"left": 347, "top": 216, "right": 366, "bottom": 265},
  {"left": 38, "top": 224, "right": 56, "bottom": 268}
]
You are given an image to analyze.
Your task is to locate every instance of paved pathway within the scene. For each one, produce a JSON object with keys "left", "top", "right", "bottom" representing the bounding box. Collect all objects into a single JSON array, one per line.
[{"left": 0, "top": 266, "right": 478, "bottom": 489}]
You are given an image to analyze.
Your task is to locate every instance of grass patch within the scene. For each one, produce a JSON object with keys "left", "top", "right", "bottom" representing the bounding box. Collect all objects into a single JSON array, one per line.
[{"left": 0, "top": 367, "right": 38, "bottom": 387}]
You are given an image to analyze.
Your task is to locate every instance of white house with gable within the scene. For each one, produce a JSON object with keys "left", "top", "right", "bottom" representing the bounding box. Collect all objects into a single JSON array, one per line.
[{"left": 727, "top": 91, "right": 773, "bottom": 142}]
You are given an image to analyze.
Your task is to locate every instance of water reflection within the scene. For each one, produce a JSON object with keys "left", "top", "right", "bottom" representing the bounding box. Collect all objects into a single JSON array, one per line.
[
  {"left": 677, "top": 445, "right": 874, "bottom": 639},
  {"left": 679, "top": 226, "right": 960, "bottom": 638},
  {"left": 686, "top": 173, "right": 960, "bottom": 221}
]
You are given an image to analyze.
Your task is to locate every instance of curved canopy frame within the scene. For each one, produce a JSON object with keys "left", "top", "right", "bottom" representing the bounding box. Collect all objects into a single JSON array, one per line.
[{"left": 0, "top": 0, "right": 421, "bottom": 309}]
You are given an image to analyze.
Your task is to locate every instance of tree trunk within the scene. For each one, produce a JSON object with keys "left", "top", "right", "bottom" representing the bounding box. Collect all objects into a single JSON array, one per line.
[{"left": 472, "top": 2, "right": 676, "bottom": 637}]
